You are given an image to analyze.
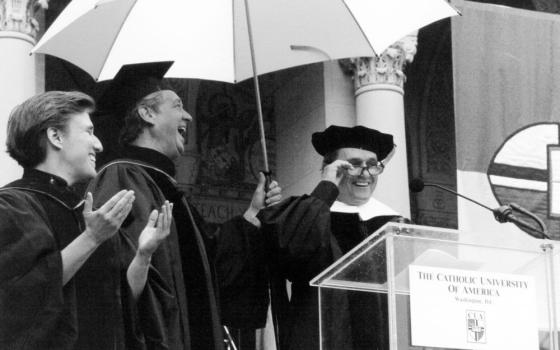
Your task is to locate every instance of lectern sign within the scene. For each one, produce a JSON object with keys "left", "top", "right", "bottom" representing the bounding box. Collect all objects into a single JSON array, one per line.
[{"left": 409, "top": 265, "right": 538, "bottom": 349}]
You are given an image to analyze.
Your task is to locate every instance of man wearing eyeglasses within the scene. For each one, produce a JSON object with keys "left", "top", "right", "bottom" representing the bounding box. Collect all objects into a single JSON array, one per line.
[{"left": 259, "top": 125, "right": 406, "bottom": 350}]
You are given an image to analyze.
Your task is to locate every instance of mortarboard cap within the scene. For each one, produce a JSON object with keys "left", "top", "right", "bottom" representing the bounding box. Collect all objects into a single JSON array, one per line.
[
  {"left": 311, "top": 125, "right": 395, "bottom": 160},
  {"left": 97, "top": 61, "right": 174, "bottom": 115}
]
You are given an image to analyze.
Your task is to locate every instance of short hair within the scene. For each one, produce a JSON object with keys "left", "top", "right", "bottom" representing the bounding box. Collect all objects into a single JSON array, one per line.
[
  {"left": 6, "top": 91, "right": 95, "bottom": 168},
  {"left": 118, "top": 90, "right": 164, "bottom": 146}
]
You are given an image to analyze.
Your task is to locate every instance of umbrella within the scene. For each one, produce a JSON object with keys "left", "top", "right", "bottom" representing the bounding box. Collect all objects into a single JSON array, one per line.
[{"left": 32, "top": 0, "right": 459, "bottom": 172}]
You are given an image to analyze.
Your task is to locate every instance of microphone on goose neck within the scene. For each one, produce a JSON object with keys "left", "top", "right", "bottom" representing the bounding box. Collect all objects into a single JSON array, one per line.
[{"left": 409, "top": 178, "right": 549, "bottom": 239}]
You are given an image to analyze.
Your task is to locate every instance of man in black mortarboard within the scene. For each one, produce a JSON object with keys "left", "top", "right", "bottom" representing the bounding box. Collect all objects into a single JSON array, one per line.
[
  {"left": 86, "top": 62, "right": 282, "bottom": 350},
  {"left": 258, "top": 125, "right": 408, "bottom": 350}
]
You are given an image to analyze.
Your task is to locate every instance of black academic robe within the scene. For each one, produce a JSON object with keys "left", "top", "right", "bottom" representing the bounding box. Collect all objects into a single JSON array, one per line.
[
  {"left": 86, "top": 146, "right": 268, "bottom": 350},
  {"left": 259, "top": 181, "right": 403, "bottom": 350},
  {"left": 0, "top": 169, "right": 85, "bottom": 350}
]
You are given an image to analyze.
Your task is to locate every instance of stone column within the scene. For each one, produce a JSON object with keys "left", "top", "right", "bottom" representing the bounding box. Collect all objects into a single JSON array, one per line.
[
  {"left": 0, "top": 0, "right": 48, "bottom": 185},
  {"left": 341, "top": 33, "right": 418, "bottom": 218}
]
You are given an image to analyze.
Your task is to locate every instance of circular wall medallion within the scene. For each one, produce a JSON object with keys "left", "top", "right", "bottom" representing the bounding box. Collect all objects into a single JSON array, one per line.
[{"left": 487, "top": 123, "right": 560, "bottom": 238}]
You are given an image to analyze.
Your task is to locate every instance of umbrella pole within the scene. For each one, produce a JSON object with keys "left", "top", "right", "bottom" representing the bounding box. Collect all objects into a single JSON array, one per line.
[{"left": 243, "top": 0, "right": 269, "bottom": 174}]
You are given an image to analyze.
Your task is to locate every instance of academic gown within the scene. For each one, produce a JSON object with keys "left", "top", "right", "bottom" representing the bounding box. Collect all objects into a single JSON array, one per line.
[
  {"left": 87, "top": 146, "right": 268, "bottom": 350},
  {"left": 0, "top": 169, "right": 85, "bottom": 350},
  {"left": 259, "top": 181, "right": 404, "bottom": 350}
]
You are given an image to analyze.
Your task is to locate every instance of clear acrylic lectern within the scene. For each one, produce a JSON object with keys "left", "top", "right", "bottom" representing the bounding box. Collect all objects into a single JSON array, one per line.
[{"left": 310, "top": 223, "right": 559, "bottom": 350}]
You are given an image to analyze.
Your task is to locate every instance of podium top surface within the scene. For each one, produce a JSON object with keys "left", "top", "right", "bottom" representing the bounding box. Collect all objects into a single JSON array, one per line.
[{"left": 310, "top": 223, "right": 559, "bottom": 293}]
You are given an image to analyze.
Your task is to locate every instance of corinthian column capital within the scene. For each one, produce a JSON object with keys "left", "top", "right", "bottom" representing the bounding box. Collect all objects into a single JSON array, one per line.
[
  {"left": 340, "top": 32, "right": 419, "bottom": 92},
  {"left": 1, "top": 0, "right": 48, "bottom": 39}
]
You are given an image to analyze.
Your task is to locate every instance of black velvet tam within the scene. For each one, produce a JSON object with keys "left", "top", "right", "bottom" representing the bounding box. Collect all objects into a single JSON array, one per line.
[
  {"left": 97, "top": 61, "right": 173, "bottom": 115},
  {"left": 311, "top": 125, "right": 394, "bottom": 160}
]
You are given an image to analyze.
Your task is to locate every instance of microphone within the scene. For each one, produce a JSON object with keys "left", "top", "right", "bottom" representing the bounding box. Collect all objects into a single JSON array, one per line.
[
  {"left": 509, "top": 203, "right": 549, "bottom": 238},
  {"left": 409, "top": 178, "right": 550, "bottom": 239},
  {"left": 409, "top": 178, "right": 495, "bottom": 212}
]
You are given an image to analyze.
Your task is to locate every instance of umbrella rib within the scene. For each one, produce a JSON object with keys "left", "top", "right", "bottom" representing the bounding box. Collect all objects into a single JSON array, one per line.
[
  {"left": 340, "top": 0, "right": 379, "bottom": 56},
  {"left": 95, "top": 0, "right": 139, "bottom": 81}
]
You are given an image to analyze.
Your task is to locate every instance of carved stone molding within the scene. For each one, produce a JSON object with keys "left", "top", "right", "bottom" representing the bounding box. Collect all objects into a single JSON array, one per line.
[
  {"left": 0, "top": 0, "right": 48, "bottom": 39},
  {"left": 340, "top": 32, "right": 418, "bottom": 91}
]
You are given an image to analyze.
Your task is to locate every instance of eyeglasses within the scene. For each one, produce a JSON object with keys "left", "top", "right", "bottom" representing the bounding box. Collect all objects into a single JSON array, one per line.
[{"left": 345, "top": 161, "right": 385, "bottom": 176}]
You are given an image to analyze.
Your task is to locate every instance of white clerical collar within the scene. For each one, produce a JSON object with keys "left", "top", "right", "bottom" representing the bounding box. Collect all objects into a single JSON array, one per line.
[{"left": 330, "top": 197, "right": 399, "bottom": 221}]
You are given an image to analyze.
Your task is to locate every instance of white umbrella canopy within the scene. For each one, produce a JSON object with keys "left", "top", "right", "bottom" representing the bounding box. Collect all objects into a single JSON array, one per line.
[
  {"left": 33, "top": 0, "right": 459, "bottom": 83},
  {"left": 33, "top": 0, "right": 458, "bottom": 173}
]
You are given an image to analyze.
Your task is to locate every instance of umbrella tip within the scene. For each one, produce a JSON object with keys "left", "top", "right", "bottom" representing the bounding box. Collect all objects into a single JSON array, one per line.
[{"left": 447, "top": 2, "right": 462, "bottom": 16}]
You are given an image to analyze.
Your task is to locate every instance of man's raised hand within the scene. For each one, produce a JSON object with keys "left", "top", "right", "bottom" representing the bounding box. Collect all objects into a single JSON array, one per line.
[
  {"left": 83, "top": 190, "right": 135, "bottom": 245},
  {"left": 137, "top": 201, "right": 173, "bottom": 258},
  {"left": 321, "top": 160, "right": 353, "bottom": 186},
  {"left": 244, "top": 172, "right": 282, "bottom": 227}
]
